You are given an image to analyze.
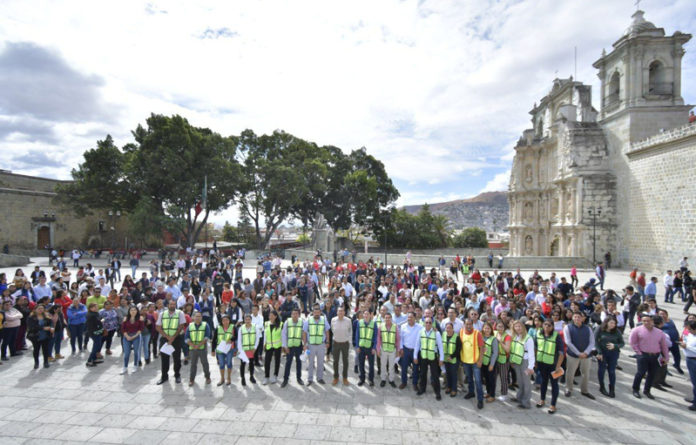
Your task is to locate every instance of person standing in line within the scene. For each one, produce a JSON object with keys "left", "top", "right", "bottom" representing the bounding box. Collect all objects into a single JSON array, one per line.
[
  {"left": 679, "top": 320, "right": 696, "bottom": 411},
  {"left": 237, "top": 314, "right": 258, "bottom": 386},
  {"left": 563, "top": 312, "right": 595, "bottom": 400},
  {"left": 480, "top": 322, "right": 499, "bottom": 404},
  {"left": 120, "top": 306, "right": 143, "bottom": 375},
  {"left": 212, "top": 314, "right": 236, "bottom": 386},
  {"left": 305, "top": 304, "right": 330, "bottom": 386},
  {"left": 156, "top": 299, "right": 186, "bottom": 385},
  {"left": 442, "top": 321, "right": 461, "bottom": 397},
  {"left": 629, "top": 313, "right": 669, "bottom": 399},
  {"left": 27, "top": 304, "right": 53, "bottom": 369},
  {"left": 66, "top": 298, "right": 87, "bottom": 354},
  {"left": 186, "top": 311, "right": 212, "bottom": 386},
  {"left": 399, "top": 312, "right": 422, "bottom": 391},
  {"left": 460, "top": 318, "right": 485, "bottom": 409},
  {"left": 355, "top": 310, "right": 378, "bottom": 387},
  {"left": 263, "top": 311, "right": 282, "bottom": 384},
  {"left": 251, "top": 304, "right": 264, "bottom": 367},
  {"left": 596, "top": 316, "right": 624, "bottom": 398},
  {"left": 659, "top": 309, "right": 684, "bottom": 375},
  {"left": 535, "top": 319, "right": 565, "bottom": 414},
  {"left": 509, "top": 320, "right": 534, "bottom": 409},
  {"left": 495, "top": 320, "right": 512, "bottom": 401},
  {"left": 331, "top": 306, "right": 352, "bottom": 386},
  {"left": 85, "top": 303, "right": 103, "bottom": 368},
  {"left": 281, "top": 308, "right": 305, "bottom": 388},
  {"left": 378, "top": 312, "right": 400, "bottom": 388},
  {"left": 413, "top": 316, "right": 443, "bottom": 400}
]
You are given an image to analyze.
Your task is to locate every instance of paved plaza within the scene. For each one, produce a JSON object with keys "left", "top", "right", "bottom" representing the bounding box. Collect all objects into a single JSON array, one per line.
[{"left": 1, "top": 262, "right": 695, "bottom": 445}]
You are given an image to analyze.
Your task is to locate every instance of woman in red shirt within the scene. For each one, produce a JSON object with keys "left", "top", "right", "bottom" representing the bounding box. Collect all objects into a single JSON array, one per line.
[{"left": 120, "top": 306, "right": 144, "bottom": 374}]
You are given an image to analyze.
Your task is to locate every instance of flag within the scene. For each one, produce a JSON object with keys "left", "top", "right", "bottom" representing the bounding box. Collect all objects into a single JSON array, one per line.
[
  {"left": 201, "top": 175, "right": 207, "bottom": 211},
  {"left": 194, "top": 200, "right": 202, "bottom": 217}
]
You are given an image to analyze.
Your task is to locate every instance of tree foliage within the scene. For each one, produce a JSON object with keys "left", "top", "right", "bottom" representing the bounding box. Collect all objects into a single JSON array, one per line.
[
  {"left": 376, "top": 205, "right": 452, "bottom": 249},
  {"left": 452, "top": 227, "right": 489, "bottom": 248}
]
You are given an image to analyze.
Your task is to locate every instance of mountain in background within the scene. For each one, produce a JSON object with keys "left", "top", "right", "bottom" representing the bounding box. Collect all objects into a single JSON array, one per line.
[{"left": 402, "top": 191, "right": 509, "bottom": 231}]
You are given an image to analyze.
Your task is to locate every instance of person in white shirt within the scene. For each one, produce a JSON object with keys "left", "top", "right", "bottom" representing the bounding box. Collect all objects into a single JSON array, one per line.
[
  {"left": 33, "top": 276, "right": 52, "bottom": 302},
  {"left": 440, "top": 308, "right": 463, "bottom": 334},
  {"left": 399, "top": 312, "right": 423, "bottom": 390},
  {"left": 679, "top": 320, "right": 696, "bottom": 410},
  {"left": 342, "top": 278, "right": 355, "bottom": 300},
  {"left": 535, "top": 287, "right": 550, "bottom": 307},
  {"left": 664, "top": 271, "right": 675, "bottom": 303},
  {"left": 511, "top": 320, "right": 535, "bottom": 409},
  {"left": 98, "top": 278, "right": 111, "bottom": 297}
]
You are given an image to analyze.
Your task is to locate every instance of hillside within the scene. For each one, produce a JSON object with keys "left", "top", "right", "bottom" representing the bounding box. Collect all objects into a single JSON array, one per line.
[{"left": 402, "top": 191, "right": 509, "bottom": 231}]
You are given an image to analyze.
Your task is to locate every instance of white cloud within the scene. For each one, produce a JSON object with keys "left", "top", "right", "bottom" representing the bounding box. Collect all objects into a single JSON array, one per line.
[{"left": 480, "top": 170, "right": 511, "bottom": 193}]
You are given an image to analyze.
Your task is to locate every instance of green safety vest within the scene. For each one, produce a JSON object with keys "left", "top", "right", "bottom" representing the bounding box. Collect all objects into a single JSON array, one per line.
[
  {"left": 359, "top": 320, "right": 376, "bottom": 348},
  {"left": 444, "top": 334, "right": 457, "bottom": 364},
  {"left": 536, "top": 331, "right": 557, "bottom": 365},
  {"left": 188, "top": 322, "right": 207, "bottom": 349},
  {"left": 510, "top": 334, "right": 529, "bottom": 365},
  {"left": 216, "top": 325, "right": 234, "bottom": 346},
  {"left": 420, "top": 330, "right": 437, "bottom": 361},
  {"left": 308, "top": 316, "right": 325, "bottom": 345},
  {"left": 265, "top": 322, "right": 281, "bottom": 350},
  {"left": 381, "top": 323, "right": 396, "bottom": 353},
  {"left": 482, "top": 336, "right": 494, "bottom": 366},
  {"left": 285, "top": 319, "right": 303, "bottom": 348},
  {"left": 161, "top": 310, "right": 181, "bottom": 337},
  {"left": 497, "top": 336, "right": 508, "bottom": 364},
  {"left": 241, "top": 325, "right": 256, "bottom": 351}
]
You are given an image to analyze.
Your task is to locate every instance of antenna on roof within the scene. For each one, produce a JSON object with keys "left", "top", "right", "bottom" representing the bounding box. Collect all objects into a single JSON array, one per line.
[{"left": 635, "top": 0, "right": 641, "bottom": 11}]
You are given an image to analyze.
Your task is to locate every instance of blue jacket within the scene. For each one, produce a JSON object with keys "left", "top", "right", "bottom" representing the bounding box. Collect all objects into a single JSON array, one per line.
[{"left": 66, "top": 304, "right": 88, "bottom": 325}]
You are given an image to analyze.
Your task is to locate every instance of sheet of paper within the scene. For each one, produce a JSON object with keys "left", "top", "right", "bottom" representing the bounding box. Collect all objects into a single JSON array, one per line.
[
  {"left": 216, "top": 342, "right": 231, "bottom": 354},
  {"left": 237, "top": 349, "right": 249, "bottom": 363},
  {"left": 160, "top": 343, "right": 175, "bottom": 356}
]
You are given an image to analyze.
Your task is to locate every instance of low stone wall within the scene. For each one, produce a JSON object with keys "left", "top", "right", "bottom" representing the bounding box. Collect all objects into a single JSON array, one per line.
[
  {"left": 285, "top": 249, "right": 592, "bottom": 270},
  {"left": 0, "top": 254, "right": 31, "bottom": 267}
]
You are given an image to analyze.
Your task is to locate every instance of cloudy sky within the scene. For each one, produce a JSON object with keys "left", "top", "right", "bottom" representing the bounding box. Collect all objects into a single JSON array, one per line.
[{"left": 1, "top": 0, "right": 695, "bottom": 224}]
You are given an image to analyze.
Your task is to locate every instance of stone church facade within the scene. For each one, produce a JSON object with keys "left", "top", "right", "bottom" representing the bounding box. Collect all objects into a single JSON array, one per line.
[{"left": 509, "top": 11, "right": 695, "bottom": 272}]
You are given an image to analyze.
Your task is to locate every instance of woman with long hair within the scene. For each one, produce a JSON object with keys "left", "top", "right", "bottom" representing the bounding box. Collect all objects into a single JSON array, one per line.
[
  {"left": 26, "top": 304, "right": 53, "bottom": 369},
  {"left": 121, "top": 305, "right": 143, "bottom": 374},
  {"left": 535, "top": 319, "right": 565, "bottom": 414},
  {"left": 481, "top": 321, "right": 499, "bottom": 403},
  {"left": 596, "top": 315, "right": 624, "bottom": 398},
  {"left": 263, "top": 310, "right": 282, "bottom": 384},
  {"left": 495, "top": 319, "right": 512, "bottom": 401},
  {"left": 510, "top": 320, "right": 534, "bottom": 409},
  {"left": 212, "top": 314, "right": 236, "bottom": 386}
]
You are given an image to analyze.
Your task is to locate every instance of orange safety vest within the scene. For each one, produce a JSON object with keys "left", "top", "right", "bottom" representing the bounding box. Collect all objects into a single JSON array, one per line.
[{"left": 459, "top": 329, "right": 481, "bottom": 364}]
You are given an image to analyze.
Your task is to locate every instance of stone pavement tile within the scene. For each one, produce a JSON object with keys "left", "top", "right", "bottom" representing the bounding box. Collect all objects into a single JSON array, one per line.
[
  {"left": 127, "top": 415, "right": 168, "bottom": 430},
  {"left": 244, "top": 398, "right": 277, "bottom": 411},
  {"left": 350, "top": 414, "right": 383, "bottom": 429},
  {"left": 383, "top": 416, "right": 420, "bottom": 431},
  {"left": 526, "top": 412, "right": 572, "bottom": 427},
  {"left": 158, "top": 405, "right": 198, "bottom": 418},
  {"left": 132, "top": 393, "right": 164, "bottom": 404},
  {"left": 225, "top": 420, "right": 264, "bottom": 436},
  {"left": 62, "top": 412, "right": 106, "bottom": 426},
  {"left": 417, "top": 418, "right": 454, "bottom": 433},
  {"left": 626, "top": 429, "right": 675, "bottom": 444},
  {"left": 220, "top": 408, "right": 257, "bottom": 421},
  {"left": 192, "top": 419, "right": 229, "bottom": 434},
  {"left": 100, "top": 392, "right": 136, "bottom": 403},
  {"left": 98, "top": 414, "right": 138, "bottom": 428},
  {"left": 315, "top": 413, "right": 350, "bottom": 427},
  {"left": 55, "top": 425, "right": 102, "bottom": 441},
  {"left": 159, "top": 417, "right": 200, "bottom": 432},
  {"left": 310, "top": 441, "right": 348, "bottom": 445},
  {"left": 128, "top": 404, "right": 165, "bottom": 416},
  {"left": 123, "top": 429, "right": 170, "bottom": 445},
  {"left": 2, "top": 438, "right": 27, "bottom": 445},
  {"left": 72, "top": 400, "right": 110, "bottom": 412},
  {"left": 251, "top": 409, "right": 287, "bottom": 423},
  {"left": 259, "top": 422, "right": 297, "bottom": 438},
  {"left": 2, "top": 396, "right": 28, "bottom": 407},
  {"left": 284, "top": 411, "right": 320, "bottom": 424},
  {"left": 272, "top": 439, "right": 310, "bottom": 445},
  {"left": 383, "top": 395, "right": 413, "bottom": 407},
  {"left": 3, "top": 407, "right": 49, "bottom": 421},
  {"left": 560, "top": 427, "right": 608, "bottom": 442},
  {"left": 328, "top": 426, "right": 366, "bottom": 443},
  {"left": 398, "top": 406, "right": 433, "bottom": 418},
  {"left": 401, "top": 432, "right": 460, "bottom": 445},
  {"left": 293, "top": 424, "right": 331, "bottom": 441},
  {"left": 163, "top": 431, "right": 205, "bottom": 444},
  {"left": 37, "top": 410, "right": 81, "bottom": 424},
  {"left": 367, "top": 404, "right": 401, "bottom": 416},
  {"left": 334, "top": 404, "right": 369, "bottom": 415},
  {"left": 90, "top": 427, "right": 138, "bottom": 444},
  {"left": 364, "top": 428, "right": 402, "bottom": 444},
  {"left": 2, "top": 420, "right": 39, "bottom": 437},
  {"left": 198, "top": 433, "right": 238, "bottom": 444},
  {"left": 517, "top": 425, "right": 565, "bottom": 440},
  {"left": 24, "top": 422, "right": 72, "bottom": 439}
]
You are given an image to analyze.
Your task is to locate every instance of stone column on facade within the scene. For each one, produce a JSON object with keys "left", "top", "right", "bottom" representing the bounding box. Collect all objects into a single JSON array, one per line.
[
  {"left": 559, "top": 231, "right": 566, "bottom": 258},
  {"left": 575, "top": 178, "right": 583, "bottom": 225},
  {"left": 558, "top": 184, "right": 565, "bottom": 226},
  {"left": 673, "top": 44, "right": 684, "bottom": 102}
]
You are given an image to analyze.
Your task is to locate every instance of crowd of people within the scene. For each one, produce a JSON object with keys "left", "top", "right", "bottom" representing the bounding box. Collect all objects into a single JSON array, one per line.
[{"left": 1, "top": 249, "right": 695, "bottom": 415}]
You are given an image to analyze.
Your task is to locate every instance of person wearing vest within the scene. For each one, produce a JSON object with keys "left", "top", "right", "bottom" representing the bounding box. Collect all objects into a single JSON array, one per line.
[
  {"left": 305, "top": 304, "right": 330, "bottom": 386},
  {"left": 399, "top": 312, "right": 422, "bottom": 390},
  {"left": 185, "top": 311, "right": 211, "bottom": 386},
  {"left": 237, "top": 314, "right": 258, "bottom": 386},
  {"left": 281, "top": 308, "right": 305, "bottom": 387},
  {"left": 414, "top": 317, "right": 443, "bottom": 400},
  {"left": 562, "top": 311, "right": 595, "bottom": 399},
  {"left": 212, "top": 314, "right": 236, "bottom": 386},
  {"left": 442, "top": 321, "right": 461, "bottom": 397},
  {"left": 355, "top": 310, "right": 378, "bottom": 386},
  {"left": 156, "top": 299, "right": 186, "bottom": 385},
  {"left": 378, "top": 312, "right": 400, "bottom": 387},
  {"left": 495, "top": 320, "right": 512, "bottom": 401},
  {"left": 460, "top": 318, "right": 486, "bottom": 409},
  {"left": 535, "top": 319, "right": 565, "bottom": 414},
  {"left": 374, "top": 305, "right": 388, "bottom": 379},
  {"left": 480, "top": 321, "right": 499, "bottom": 404},
  {"left": 263, "top": 310, "right": 282, "bottom": 385},
  {"left": 510, "top": 320, "right": 535, "bottom": 408}
]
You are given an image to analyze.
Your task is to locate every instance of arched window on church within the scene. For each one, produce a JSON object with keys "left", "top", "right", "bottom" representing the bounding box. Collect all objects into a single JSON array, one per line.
[
  {"left": 607, "top": 72, "right": 620, "bottom": 106},
  {"left": 648, "top": 61, "right": 671, "bottom": 95},
  {"left": 536, "top": 118, "right": 544, "bottom": 137}
]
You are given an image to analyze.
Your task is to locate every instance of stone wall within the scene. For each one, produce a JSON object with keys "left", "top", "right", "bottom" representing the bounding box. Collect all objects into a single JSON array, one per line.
[
  {"left": 623, "top": 123, "right": 696, "bottom": 272},
  {"left": 0, "top": 254, "right": 31, "bottom": 267}
]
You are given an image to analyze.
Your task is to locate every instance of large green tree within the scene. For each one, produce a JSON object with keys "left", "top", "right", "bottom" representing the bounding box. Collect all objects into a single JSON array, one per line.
[{"left": 452, "top": 227, "right": 488, "bottom": 248}]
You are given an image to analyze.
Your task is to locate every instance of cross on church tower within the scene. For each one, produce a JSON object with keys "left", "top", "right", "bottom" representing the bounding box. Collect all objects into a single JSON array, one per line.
[{"left": 635, "top": 0, "right": 641, "bottom": 11}]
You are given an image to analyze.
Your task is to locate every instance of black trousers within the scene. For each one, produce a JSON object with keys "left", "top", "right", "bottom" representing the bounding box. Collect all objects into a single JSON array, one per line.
[
  {"left": 633, "top": 354, "right": 660, "bottom": 393},
  {"left": 264, "top": 347, "right": 281, "bottom": 378},
  {"left": 31, "top": 338, "right": 51, "bottom": 365},
  {"left": 418, "top": 357, "right": 441, "bottom": 396},
  {"left": 159, "top": 336, "right": 183, "bottom": 379}
]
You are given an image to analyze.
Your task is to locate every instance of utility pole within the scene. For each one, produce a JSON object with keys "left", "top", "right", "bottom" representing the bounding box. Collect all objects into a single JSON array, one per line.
[{"left": 588, "top": 207, "right": 602, "bottom": 265}]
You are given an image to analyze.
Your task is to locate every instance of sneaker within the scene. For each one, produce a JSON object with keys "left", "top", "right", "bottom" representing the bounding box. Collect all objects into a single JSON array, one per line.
[
  {"left": 120, "top": 367, "right": 128, "bottom": 375},
  {"left": 497, "top": 395, "right": 508, "bottom": 402},
  {"left": 262, "top": 377, "right": 269, "bottom": 385},
  {"left": 271, "top": 376, "right": 278, "bottom": 384},
  {"left": 389, "top": 381, "right": 396, "bottom": 388}
]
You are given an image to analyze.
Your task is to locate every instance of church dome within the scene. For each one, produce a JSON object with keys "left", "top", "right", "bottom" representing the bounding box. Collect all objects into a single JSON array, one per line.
[{"left": 624, "top": 10, "right": 658, "bottom": 37}]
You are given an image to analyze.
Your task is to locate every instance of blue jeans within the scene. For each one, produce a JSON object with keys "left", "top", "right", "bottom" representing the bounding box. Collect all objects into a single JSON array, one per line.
[
  {"left": 283, "top": 346, "right": 303, "bottom": 381},
  {"left": 400, "top": 347, "right": 419, "bottom": 386},
  {"left": 358, "top": 348, "right": 375, "bottom": 383},
  {"left": 687, "top": 358, "right": 696, "bottom": 407},
  {"left": 88, "top": 335, "right": 103, "bottom": 363},
  {"left": 462, "top": 363, "right": 484, "bottom": 401},
  {"left": 122, "top": 336, "right": 141, "bottom": 367},
  {"left": 444, "top": 362, "right": 458, "bottom": 392},
  {"left": 598, "top": 349, "right": 619, "bottom": 387},
  {"left": 68, "top": 324, "right": 85, "bottom": 352},
  {"left": 141, "top": 332, "right": 151, "bottom": 361},
  {"left": 670, "top": 342, "right": 682, "bottom": 371},
  {"left": 217, "top": 351, "right": 235, "bottom": 370},
  {"left": 51, "top": 327, "right": 64, "bottom": 355}
]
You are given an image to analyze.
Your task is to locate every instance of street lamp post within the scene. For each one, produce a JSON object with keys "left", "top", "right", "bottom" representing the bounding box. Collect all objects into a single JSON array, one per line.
[
  {"left": 588, "top": 207, "right": 602, "bottom": 265},
  {"left": 108, "top": 210, "right": 121, "bottom": 252}
]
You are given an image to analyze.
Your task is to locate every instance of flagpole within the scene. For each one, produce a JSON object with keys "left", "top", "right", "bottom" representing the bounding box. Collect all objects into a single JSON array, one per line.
[{"left": 204, "top": 175, "right": 208, "bottom": 252}]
